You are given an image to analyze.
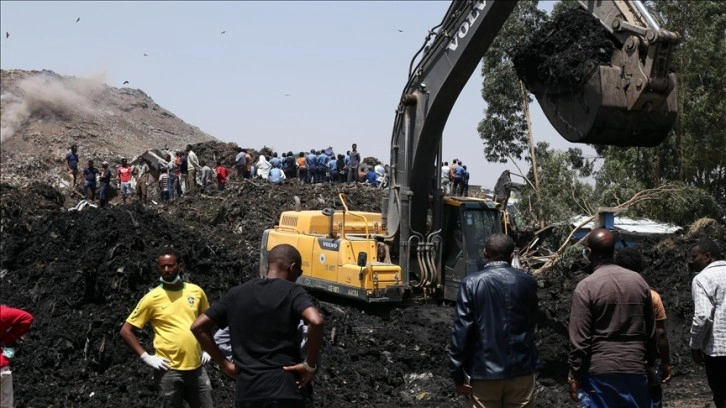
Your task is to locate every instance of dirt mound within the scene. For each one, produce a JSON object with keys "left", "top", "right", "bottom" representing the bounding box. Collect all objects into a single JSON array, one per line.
[
  {"left": 1, "top": 69, "right": 217, "bottom": 188},
  {"left": 0, "top": 175, "right": 717, "bottom": 407},
  {"left": 512, "top": 7, "right": 616, "bottom": 90}
]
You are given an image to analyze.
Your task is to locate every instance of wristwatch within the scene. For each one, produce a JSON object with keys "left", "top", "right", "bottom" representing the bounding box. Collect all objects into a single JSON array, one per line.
[{"left": 303, "top": 360, "right": 317, "bottom": 373}]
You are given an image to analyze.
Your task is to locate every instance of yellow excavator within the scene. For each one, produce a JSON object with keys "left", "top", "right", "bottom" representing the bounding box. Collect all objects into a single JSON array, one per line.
[{"left": 261, "top": 0, "right": 680, "bottom": 302}]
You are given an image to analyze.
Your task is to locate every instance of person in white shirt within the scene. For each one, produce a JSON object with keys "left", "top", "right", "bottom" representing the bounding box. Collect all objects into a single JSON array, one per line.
[
  {"left": 441, "top": 162, "right": 451, "bottom": 195},
  {"left": 688, "top": 239, "right": 726, "bottom": 408},
  {"left": 185, "top": 145, "right": 200, "bottom": 193}
]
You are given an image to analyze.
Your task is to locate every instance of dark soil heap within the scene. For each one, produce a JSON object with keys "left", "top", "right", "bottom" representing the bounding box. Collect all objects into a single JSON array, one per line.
[
  {"left": 0, "top": 176, "right": 717, "bottom": 407},
  {"left": 512, "top": 8, "right": 616, "bottom": 90}
]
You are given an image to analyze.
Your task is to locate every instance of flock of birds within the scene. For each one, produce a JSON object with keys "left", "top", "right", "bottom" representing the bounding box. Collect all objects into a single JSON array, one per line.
[
  {"left": 3, "top": 17, "right": 231, "bottom": 87},
  {"left": 4, "top": 16, "right": 406, "bottom": 93}
]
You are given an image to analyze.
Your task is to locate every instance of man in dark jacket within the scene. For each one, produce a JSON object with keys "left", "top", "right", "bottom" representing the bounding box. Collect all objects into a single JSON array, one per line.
[{"left": 448, "top": 233, "right": 539, "bottom": 407}]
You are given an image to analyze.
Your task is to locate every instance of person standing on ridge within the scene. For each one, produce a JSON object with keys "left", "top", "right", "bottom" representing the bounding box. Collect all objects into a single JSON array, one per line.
[
  {"left": 347, "top": 144, "right": 360, "bottom": 183},
  {"left": 98, "top": 161, "right": 112, "bottom": 207},
  {"left": 65, "top": 144, "right": 80, "bottom": 190}
]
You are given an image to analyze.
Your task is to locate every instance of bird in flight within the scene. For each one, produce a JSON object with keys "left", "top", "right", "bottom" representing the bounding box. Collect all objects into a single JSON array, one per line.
[
  {"left": 143, "top": 53, "right": 148, "bottom": 56},
  {"left": 221, "top": 31, "right": 226, "bottom": 34},
  {"left": 76, "top": 17, "right": 80, "bottom": 22},
  {"left": 123, "top": 81, "right": 129, "bottom": 85},
  {"left": 397, "top": 29, "right": 403, "bottom": 32},
  {"left": 284, "top": 94, "right": 291, "bottom": 97}
]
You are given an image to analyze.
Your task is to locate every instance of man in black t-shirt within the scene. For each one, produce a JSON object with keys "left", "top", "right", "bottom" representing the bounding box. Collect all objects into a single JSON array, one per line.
[{"left": 191, "top": 244, "right": 324, "bottom": 408}]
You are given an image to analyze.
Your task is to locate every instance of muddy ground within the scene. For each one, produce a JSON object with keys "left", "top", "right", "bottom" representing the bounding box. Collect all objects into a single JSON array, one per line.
[{"left": 0, "top": 171, "right": 718, "bottom": 407}]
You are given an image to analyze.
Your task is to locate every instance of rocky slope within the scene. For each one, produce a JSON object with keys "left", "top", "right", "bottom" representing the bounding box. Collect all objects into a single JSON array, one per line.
[{"left": 0, "top": 69, "right": 216, "bottom": 187}]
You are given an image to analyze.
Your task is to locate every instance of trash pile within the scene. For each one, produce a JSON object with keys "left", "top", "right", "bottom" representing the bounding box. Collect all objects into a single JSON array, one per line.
[
  {"left": 512, "top": 7, "right": 616, "bottom": 90},
  {"left": 0, "top": 170, "right": 717, "bottom": 407}
]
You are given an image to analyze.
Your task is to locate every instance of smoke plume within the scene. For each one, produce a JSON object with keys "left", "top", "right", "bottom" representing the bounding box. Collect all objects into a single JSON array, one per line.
[{"left": 0, "top": 72, "right": 105, "bottom": 143}]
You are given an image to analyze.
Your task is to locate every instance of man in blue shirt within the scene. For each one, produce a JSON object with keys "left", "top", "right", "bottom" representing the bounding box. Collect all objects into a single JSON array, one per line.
[
  {"left": 453, "top": 164, "right": 466, "bottom": 196},
  {"left": 270, "top": 152, "right": 282, "bottom": 169},
  {"left": 327, "top": 158, "right": 338, "bottom": 183},
  {"left": 65, "top": 144, "right": 80, "bottom": 190},
  {"left": 305, "top": 149, "right": 318, "bottom": 184},
  {"left": 268, "top": 167, "right": 286, "bottom": 185},
  {"left": 316, "top": 151, "right": 329, "bottom": 183}
]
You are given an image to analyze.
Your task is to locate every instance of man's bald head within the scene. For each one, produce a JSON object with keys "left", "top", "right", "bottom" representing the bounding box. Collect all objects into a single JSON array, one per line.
[
  {"left": 484, "top": 233, "right": 515, "bottom": 262},
  {"left": 586, "top": 228, "right": 615, "bottom": 258},
  {"left": 268, "top": 244, "right": 302, "bottom": 269}
]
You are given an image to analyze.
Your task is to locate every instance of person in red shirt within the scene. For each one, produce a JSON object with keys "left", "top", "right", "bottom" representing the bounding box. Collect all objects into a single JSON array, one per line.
[
  {"left": 216, "top": 160, "right": 229, "bottom": 191},
  {"left": 1, "top": 305, "right": 34, "bottom": 408},
  {"left": 117, "top": 158, "right": 134, "bottom": 204}
]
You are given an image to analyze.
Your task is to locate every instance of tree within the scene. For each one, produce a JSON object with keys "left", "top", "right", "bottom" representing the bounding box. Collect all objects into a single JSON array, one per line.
[
  {"left": 517, "top": 142, "right": 594, "bottom": 227},
  {"left": 477, "top": 1, "right": 547, "bottom": 164}
]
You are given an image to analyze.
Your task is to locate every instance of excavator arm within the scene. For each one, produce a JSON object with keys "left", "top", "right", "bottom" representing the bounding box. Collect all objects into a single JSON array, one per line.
[{"left": 382, "top": 0, "right": 679, "bottom": 288}]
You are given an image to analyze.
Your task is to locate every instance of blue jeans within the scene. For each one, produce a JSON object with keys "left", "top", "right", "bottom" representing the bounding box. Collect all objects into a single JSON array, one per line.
[
  {"left": 154, "top": 367, "right": 213, "bottom": 408},
  {"left": 99, "top": 183, "right": 109, "bottom": 201},
  {"left": 582, "top": 373, "right": 651, "bottom": 408},
  {"left": 235, "top": 400, "right": 304, "bottom": 408}
]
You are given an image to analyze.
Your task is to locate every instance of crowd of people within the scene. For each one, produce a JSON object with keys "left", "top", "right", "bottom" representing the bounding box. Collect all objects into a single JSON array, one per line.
[
  {"left": 441, "top": 159, "right": 470, "bottom": 196},
  {"left": 234, "top": 143, "right": 388, "bottom": 188},
  {"left": 63, "top": 142, "right": 387, "bottom": 207}
]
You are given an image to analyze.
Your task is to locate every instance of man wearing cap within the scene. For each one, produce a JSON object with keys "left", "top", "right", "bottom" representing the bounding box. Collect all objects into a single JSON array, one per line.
[{"left": 98, "top": 161, "right": 113, "bottom": 207}]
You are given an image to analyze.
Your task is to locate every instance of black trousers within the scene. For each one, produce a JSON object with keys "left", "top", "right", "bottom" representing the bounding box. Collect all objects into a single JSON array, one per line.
[{"left": 705, "top": 354, "right": 726, "bottom": 408}]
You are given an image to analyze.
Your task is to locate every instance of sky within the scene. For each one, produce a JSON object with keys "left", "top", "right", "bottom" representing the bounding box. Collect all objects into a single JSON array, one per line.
[{"left": 0, "top": 1, "right": 592, "bottom": 189}]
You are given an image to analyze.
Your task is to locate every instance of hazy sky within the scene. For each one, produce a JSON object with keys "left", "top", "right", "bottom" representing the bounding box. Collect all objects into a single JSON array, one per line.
[{"left": 1, "top": 1, "right": 591, "bottom": 189}]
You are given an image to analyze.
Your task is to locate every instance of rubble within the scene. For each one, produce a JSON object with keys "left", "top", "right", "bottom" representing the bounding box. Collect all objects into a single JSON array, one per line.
[{"left": 0, "top": 177, "right": 717, "bottom": 407}]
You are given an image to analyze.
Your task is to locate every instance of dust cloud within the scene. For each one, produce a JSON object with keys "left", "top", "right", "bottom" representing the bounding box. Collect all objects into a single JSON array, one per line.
[{"left": 0, "top": 72, "right": 105, "bottom": 143}]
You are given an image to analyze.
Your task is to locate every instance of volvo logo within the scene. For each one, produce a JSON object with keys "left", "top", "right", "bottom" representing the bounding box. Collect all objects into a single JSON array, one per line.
[
  {"left": 318, "top": 238, "right": 340, "bottom": 251},
  {"left": 447, "top": 0, "right": 487, "bottom": 52}
]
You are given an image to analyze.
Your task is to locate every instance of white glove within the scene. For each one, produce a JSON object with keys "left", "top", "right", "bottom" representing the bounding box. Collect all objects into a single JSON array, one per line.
[
  {"left": 201, "top": 352, "right": 211, "bottom": 365},
  {"left": 140, "top": 352, "right": 171, "bottom": 371}
]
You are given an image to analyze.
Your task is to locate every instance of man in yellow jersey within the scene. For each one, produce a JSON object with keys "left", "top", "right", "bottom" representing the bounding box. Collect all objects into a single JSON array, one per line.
[{"left": 120, "top": 247, "right": 213, "bottom": 408}]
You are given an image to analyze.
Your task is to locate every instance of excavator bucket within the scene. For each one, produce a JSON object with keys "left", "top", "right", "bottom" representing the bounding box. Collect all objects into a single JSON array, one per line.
[{"left": 533, "top": 62, "right": 678, "bottom": 147}]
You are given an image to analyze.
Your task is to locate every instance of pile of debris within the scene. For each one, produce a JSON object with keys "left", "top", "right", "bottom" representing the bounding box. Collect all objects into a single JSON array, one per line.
[
  {"left": 512, "top": 7, "right": 616, "bottom": 90},
  {"left": 0, "top": 174, "right": 717, "bottom": 407}
]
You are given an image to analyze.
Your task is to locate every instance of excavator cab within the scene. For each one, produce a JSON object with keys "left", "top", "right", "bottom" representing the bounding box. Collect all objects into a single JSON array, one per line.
[{"left": 440, "top": 198, "right": 501, "bottom": 301}]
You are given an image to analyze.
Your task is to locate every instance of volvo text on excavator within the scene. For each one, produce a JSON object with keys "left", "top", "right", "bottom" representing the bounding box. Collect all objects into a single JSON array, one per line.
[{"left": 261, "top": 0, "right": 680, "bottom": 302}]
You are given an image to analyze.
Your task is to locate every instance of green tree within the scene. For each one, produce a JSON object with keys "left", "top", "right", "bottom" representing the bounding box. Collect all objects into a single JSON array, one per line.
[
  {"left": 477, "top": 1, "right": 547, "bottom": 164},
  {"left": 517, "top": 142, "right": 594, "bottom": 227}
]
